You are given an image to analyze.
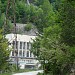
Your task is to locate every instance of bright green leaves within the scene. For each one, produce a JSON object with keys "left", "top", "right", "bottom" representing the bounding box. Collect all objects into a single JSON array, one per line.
[{"left": 0, "top": 29, "right": 10, "bottom": 71}]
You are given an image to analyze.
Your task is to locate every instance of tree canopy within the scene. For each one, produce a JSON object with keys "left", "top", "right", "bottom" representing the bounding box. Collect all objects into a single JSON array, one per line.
[{"left": 31, "top": 0, "right": 75, "bottom": 75}]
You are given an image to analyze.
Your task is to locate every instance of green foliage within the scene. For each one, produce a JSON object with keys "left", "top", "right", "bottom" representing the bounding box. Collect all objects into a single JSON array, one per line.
[
  {"left": 0, "top": 0, "right": 57, "bottom": 33},
  {"left": 31, "top": 1, "right": 75, "bottom": 75},
  {"left": 37, "top": 72, "right": 43, "bottom": 75},
  {"left": 0, "top": 29, "right": 10, "bottom": 72},
  {"left": 59, "top": 0, "right": 75, "bottom": 46},
  {"left": 34, "top": 0, "right": 57, "bottom": 33},
  {"left": 16, "top": 1, "right": 44, "bottom": 25},
  {"left": 0, "top": 12, "right": 13, "bottom": 34},
  {"left": 0, "top": 13, "right": 5, "bottom": 28},
  {"left": 32, "top": 24, "right": 74, "bottom": 75},
  {"left": 32, "top": 0, "right": 75, "bottom": 75},
  {"left": 0, "top": 0, "right": 75, "bottom": 75},
  {"left": 24, "top": 23, "right": 32, "bottom": 31},
  {"left": 4, "top": 19, "right": 13, "bottom": 34},
  {"left": 16, "top": 1, "right": 28, "bottom": 23},
  {"left": 0, "top": 73, "right": 11, "bottom": 75},
  {"left": 0, "top": 0, "right": 7, "bottom": 13}
]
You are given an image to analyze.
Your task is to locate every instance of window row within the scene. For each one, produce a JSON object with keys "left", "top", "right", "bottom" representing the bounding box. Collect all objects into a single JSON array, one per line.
[
  {"left": 12, "top": 51, "right": 32, "bottom": 57},
  {"left": 13, "top": 41, "right": 31, "bottom": 50},
  {"left": 21, "top": 60, "right": 34, "bottom": 63}
]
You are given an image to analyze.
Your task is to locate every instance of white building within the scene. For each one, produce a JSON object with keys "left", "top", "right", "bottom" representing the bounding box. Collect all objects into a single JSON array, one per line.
[{"left": 6, "top": 34, "right": 39, "bottom": 69}]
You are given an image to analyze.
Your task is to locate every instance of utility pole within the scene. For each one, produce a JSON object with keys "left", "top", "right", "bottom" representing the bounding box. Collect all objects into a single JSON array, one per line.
[
  {"left": 12, "top": 0, "right": 19, "bottom": 70},
  {"left": 5, "top": 0, "right": 19, "bottom": 70}
]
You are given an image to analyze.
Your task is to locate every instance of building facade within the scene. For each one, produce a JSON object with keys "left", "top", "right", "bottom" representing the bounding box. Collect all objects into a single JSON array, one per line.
[{"left": 6, "top": 34, "right": 39, "bottom": 69}]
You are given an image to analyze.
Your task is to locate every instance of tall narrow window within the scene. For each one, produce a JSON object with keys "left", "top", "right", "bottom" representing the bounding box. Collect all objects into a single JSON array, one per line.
[
  {"left": 19, "top": 50, "right": 22, "bottom": 56},
  {"left": 13, "top": 41, "right": 15, "bottom": 49},
  {"left": 27, "top": 42, "right": 29, "bottom": 49},
  {"left": 23, "top": 51, "right": 25, "bottom": 57},
  {"left": 13, "top": 41, "right": 18, "bottom": 49},
  {"left": 29, "top": 43, "right": 31, "bottom": 49},
  {"left": 27, "top": 42, "right": 30, "bottom": 49},
  {"left": 27, "top": 51, "right": 29, "bottom": 57},
  {"left": 20, "top": 42, "right": 22, "bottom": 49},
  {"left": 23, "top": 42, "right": 26, "bottom": 49},
  {"left": 12, "top": 51, "right": 14, "bottom": 56},
  {"left": 30, "top": 52, "right": 32, "bottom": 57}
]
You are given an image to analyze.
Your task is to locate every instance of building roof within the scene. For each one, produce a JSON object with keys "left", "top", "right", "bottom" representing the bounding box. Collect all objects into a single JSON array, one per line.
[{"left": 12, "top": 23, "right": 38, "bottom": 36}]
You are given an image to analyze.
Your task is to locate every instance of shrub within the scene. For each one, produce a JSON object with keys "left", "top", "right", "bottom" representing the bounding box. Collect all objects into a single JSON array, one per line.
[{"left": 24, "top": 23, "right": 32, "bottom": 31}]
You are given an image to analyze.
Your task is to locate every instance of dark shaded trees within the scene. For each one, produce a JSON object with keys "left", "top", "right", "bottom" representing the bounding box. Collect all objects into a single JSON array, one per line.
[{"left": 60, "top": 0, "right": 75, "bottom": 46}]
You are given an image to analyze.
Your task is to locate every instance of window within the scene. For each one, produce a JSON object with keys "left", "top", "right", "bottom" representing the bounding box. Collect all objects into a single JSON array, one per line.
[
  {"left": 20, "top": 42, "right": 22, "bottom": 49},
  {"left": 30, "top": 52, "right": 32, "bottom": 57},
  {"left": 13, "top": 41, "right": 18, "bottom": 49},
  {"left": 29, "top": 43, "right": 31, "bottom": 49},
  {"left": 12, "top": 51, "right": 14, "bottom": 56},
  {"left": 27, "top": 42, "right": 29, "bottom": 50},
  {"left": 23, "top": 51, "right": 25, "bottom": 57},
  {"left": 27, "top": 51, "right": 29, "bottom": 57},
  {"left": 27, "top": 42, "right": 31, "bottom": 50},
  {"left": 23, "top": 42, "right": 26, "bottom": 49},
  {"left": 19, "top": 50, "right": 22, "bottom": 56}
]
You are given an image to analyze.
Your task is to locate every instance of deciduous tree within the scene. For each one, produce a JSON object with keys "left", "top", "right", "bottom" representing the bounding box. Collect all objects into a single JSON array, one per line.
[{"left": 0, "top": 29, "right": 10, "bottom": 72}]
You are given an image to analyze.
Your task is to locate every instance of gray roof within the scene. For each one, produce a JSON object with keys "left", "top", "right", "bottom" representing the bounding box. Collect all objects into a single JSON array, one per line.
[{"left": 12, "top": 23, "right": 38, "bottom": 36}]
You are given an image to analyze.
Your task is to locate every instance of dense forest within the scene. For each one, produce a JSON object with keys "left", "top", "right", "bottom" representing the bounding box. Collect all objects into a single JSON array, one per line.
[
  {"left": 0, "top": 0, "right": 75, "bottom": 75},
  {"left": 0, "top": 0, "right": 57, "bottom": 33}
]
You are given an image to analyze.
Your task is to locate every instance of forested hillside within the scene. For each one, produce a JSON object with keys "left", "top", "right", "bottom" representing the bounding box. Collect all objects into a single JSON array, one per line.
[
  {"left": 0, "top": 0, "right": 75, "bottom": 75},
  {"left": 0, "top": 0, "right": 56, "bottom": 33}
]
